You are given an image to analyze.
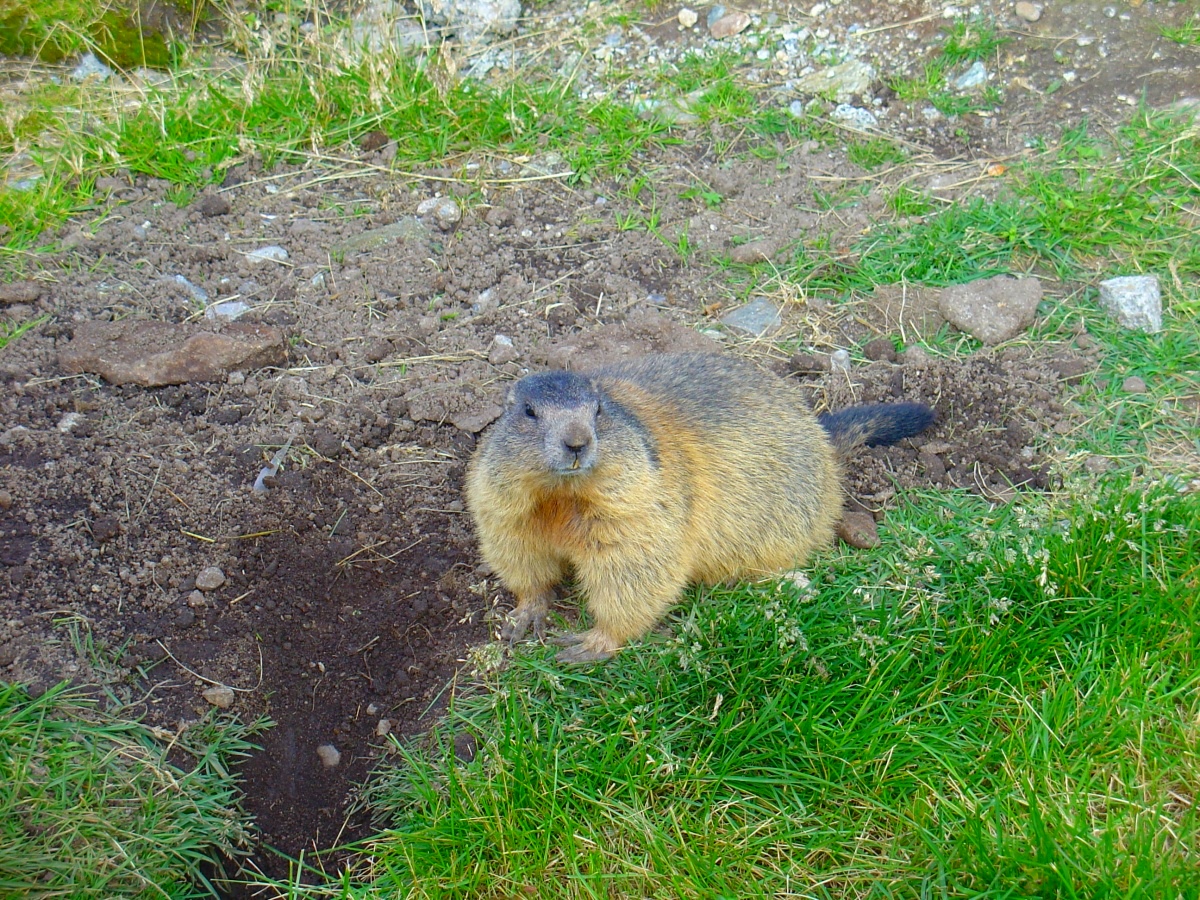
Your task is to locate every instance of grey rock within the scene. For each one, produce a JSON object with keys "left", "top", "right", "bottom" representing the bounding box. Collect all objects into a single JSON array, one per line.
[
  {"left": 59, "top": 320, "right": 288, "bottom": 386},
  {"left": 938, "top": 274, "right": 1043, "bottom": 344},
  {"left": 720, "top": 297, "right": 783, "bottom": 337},
  {"left": 953, "top": 61, "right": 988, "bottom": 91},
  {"left": 416, "top": 197, "right": 462, "bottom": 232},
  {"left": 793, "top": 59, "right": 876, "bottom": 102},
  {"left": 172, "top": 274, "right": 209, "bottom": 304},
  {"left": 829, "top": 349, "right": 852, "bottom": 371},
  {"left": 204, "top": 300, "right": 251, "bottom": 321},
  {"left": 831, "top": 104, "right": 878, "bottom": 129},
  {"left": 316, "top": 743, "right": 342, "bottom": 767},
  {"left": 1015, "top": 1, "right": 1043, "bottom": 22},
  {"left": 244, "top": 245, "right": 289, "bottom": 264},
  {"left": 334, "top": 217, "right": 428, "bottom": 255},
  {"left": 196, "top": 566, "right": 226, "bottom": 591},
  {"left": 418, "top": 0, "right": 520, "bottom": 42},
  {"left": 1098, "top": 275, "right": 1162, "bottom": 334},
  {"left": 71, "top": 52, "right": 113, "bottom": 82}
]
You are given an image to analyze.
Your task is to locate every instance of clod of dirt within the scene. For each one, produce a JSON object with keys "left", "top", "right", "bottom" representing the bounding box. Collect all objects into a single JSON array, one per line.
[
  {"left": 938, "top": 275, "right": 1043, "bottom": 345},
  {"left": 58, "top": 320, "right": 287, "bottom": 386},
  {"left": 0, "top": 280, "right": 42, "bottom": 305},
  {"left": 195, "top": 193, "right": 230, "bottom": 217},
  {"left": 203, "top": 685, "right": 235, "bottom": 708},
  {"left": 837, "top": 512, "right": 881, "bottom": 549},
  {"left": 316, "top": 744, "right": 341, "bottom": 768}
]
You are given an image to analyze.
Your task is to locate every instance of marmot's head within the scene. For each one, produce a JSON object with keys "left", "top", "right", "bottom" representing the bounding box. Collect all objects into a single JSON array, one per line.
[{"left": 496, "top": 370, "right": 603, "bottom": 477}]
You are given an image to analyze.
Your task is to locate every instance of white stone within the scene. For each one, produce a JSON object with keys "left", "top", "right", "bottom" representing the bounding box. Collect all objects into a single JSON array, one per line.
[
  {"left": 1098, "top": 275, "right": 1162, "bottom": 334},
  {"left": 678, "top": 8, "right": 698, "bottom": 28},
  {"left": 202, "top": 685, "right": 235, "bottom": 709},
  {"left": 316, "top": 744, "right": 341, "bottom": 767}
]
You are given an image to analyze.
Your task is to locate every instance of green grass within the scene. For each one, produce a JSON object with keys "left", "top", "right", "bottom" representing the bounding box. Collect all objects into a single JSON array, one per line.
[
  {"left": 0, "top": 680, "right": 268, "bottom": 897},
  {"left": 0, "top": 312, "right": 48, "bottom": 350},
  {"left": 888, "top": 16, "right": 1007, "bottom": 117},
  {"left": 261, "top": 477, "right": 1199, "bottom": 897},
  {"left": 779, "top": 110, "right": 1200, "bottom": 296},
  {"left": 1160, "top": 13, "right": 1200, "bottom": 46},
  {"left": 847, "top": 137, "right": 907, "bottom": 171}
]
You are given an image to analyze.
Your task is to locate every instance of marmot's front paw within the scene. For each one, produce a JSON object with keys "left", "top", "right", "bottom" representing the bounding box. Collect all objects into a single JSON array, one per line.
[{"left": 500, "top": 605, "right": 546, "bottom": 643}]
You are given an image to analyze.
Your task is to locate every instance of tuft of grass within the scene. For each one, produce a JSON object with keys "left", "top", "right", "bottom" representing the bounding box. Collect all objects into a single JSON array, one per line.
[
  {"left": 0, "top": 680, "right": 269, "bottom": 897},
  {"left": 0, "top": 312, "right": 48, "bottom": 351},
  {"left": 261, "top": 476, "right": 1199, "bottom": 897},
  {"left": 888, "top": 16, "right": 1007, "bottom": 117},
  {"left": 846, "top": 137, "right": 907, "bottom": 171},
  {"left": 1160, "top": 14, "right": 1200, "bottom": 45}
]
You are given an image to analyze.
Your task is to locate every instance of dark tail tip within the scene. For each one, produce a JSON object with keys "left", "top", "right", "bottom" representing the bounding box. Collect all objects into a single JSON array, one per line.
[{"left": 818, "top": 402, "right": 936, "bottom": 453}]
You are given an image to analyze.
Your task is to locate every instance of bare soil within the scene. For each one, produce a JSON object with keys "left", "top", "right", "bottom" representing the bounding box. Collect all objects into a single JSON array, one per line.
[{"left": 0, "top": 0, "right": 1193, "bottom": 887}]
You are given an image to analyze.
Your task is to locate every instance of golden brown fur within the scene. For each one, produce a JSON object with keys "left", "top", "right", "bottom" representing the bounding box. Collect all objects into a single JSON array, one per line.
[{"left": 465, "top": 352, "right": 932, "bottom": 663}]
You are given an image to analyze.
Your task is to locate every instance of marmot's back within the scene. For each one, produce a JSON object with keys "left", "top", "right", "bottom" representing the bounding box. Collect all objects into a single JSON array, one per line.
[{"left": 588, "top": 353, "right": 842, "bottom": 582}]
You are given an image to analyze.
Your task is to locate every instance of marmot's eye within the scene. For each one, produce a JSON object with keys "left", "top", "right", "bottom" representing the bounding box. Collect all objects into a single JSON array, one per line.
[{"left": 524, "top": 403, "right": 537, "bottom": 419}]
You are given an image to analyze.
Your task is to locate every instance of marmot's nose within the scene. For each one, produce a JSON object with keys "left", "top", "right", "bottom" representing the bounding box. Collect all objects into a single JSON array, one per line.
[{"left": 561, "top": 423, "right": 593, "bottom": 455}]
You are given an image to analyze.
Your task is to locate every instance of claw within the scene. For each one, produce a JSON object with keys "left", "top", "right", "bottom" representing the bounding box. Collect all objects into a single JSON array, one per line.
[
  {"left": 555, "top": 642, "right": 617, "bottom": 664},
  {"left": 500, "top": 606, "right": 546, "bottom": 644},
  {"left": 552, "top": 628, "right": 621, "bottom": 664}
]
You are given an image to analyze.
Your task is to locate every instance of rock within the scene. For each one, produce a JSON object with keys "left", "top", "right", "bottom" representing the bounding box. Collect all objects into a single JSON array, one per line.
[
  {"left": 204, "top": 300, "right": 250, "bottom": 321},
  {"left": 195, "top": 193, "right": 230, "bottom": 217},
  {"left": 71, "top": 52, "right": 113, "bottom": 82},
  {"left": 953, "top": 61, "right": 988, "bottom": 91},
  {"left": 831, "top": 104, "right": 878, "bottom": 129},
  {"left": 375, "top": 718, "right": 392, "bottom": 737},
  {"left": 728, "top": 240, "right": 776, "bottom": 264},
  {"left": 451, "top": 404, "right": 503, "bottom": 434},
  {"left": 1121, "top": 375, "right": 1147, "bottom": 394},
  {"left": 0, "top": 280, "right": 42, "bottom": 305},
  {"left": 244, "top": 245, "right": 289, "bottom": 264},
  {"left": 59, "top": 320, "right": 288, "bottom": 386},
  {"left": 173, "top": 274, "right": 209, "bottom": 304},
  {"left": 830, "top": 349, "right": 851, "bottom": 371},
  {"left": 710, "top": 11, "right": 750, "bottom": 38},
  {"left": 1098, "top": 275, "right": 1162, "bottom": 334},
  {"left": 1014, "top": 1, "right": 1043, "bottom": 22},
  {"left": 720, "top": 297, "right": 783, "bottom": 337},
  {"left": 837, "top": 512, "right": 880, "bottom": 549},
  {"left": 187, "top": 590, "right": 207, "bottom": 608},
  {"left": 418, "top": 0, "right": 520, "bottom": 42},
  {"left": 417, "top": 196, "right": 462, "bottom": 231},
  {"left": 488, "top": 334, "right": 519, "bottom": 366},
  {"left": 793, "top": 59, "right": 876, "bottom": 102},
  {"left": 196, "top": 566, "right": 226, "bottom": 591},
  {"left": 938, "top": 274, "right": 1043, "bottom": 344},
  {"left": 678, "top": 8, "right": 698, "bottom": 28},
  {"left": 333, "top": 218, "right": 428, "bottom": 255},
  {"left": 0, "top": 490, "right": 11, "bottom": 510},
  {"left": 316, "top": 743, "right": 341, "bottom": 767},
  {"left": 203, "top": 685, "right": 235, "bottom": 708},
  {"left": 862, "top": 338, "right": 897, "bottom": 362}
]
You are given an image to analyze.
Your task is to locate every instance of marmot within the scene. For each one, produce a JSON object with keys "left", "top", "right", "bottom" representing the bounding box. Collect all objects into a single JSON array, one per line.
[{"left": 466, "top": 352, "right": 934, "bottom": 663}]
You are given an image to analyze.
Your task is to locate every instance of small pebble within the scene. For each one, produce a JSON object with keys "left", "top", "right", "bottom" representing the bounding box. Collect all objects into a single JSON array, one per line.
[
  {"left": 203, "top": 685, "right": 235, "bottom": 708},
  {"left": 316, "top": 744, "right": 341, "bottom": 768},
  {"left": 195, "top": 566, "right": 226, "bottom": 592},
  {"left": 0, "top": 491, "right": 12, "bottom": 510},
  {"left": 678, "top": 7, "right": 698, "bottom": 28},
  {"left": 829, "top": 349, "right": 852, "bottom": 371},
  {"left": 375, "top": 718, "right": 392, "bottom": 737},
  {"left": 1014, "top": 1, "right": 1043, "bottom": 22},
  {"left": 1121, "top": 376, "right": 1147, "bottom": 394}
]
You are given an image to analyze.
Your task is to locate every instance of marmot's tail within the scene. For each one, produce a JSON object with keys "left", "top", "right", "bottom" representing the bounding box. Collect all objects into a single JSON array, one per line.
[{"left": 818, "top": 402, "right": 935, "bottom": 455}]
